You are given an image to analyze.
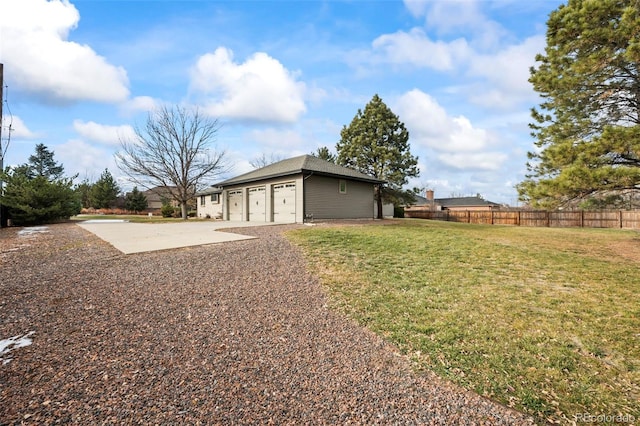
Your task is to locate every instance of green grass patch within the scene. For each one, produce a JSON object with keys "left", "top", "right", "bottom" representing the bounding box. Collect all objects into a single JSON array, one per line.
[{"left": 287, "top": 220, "right": 640, "bottom": 424}]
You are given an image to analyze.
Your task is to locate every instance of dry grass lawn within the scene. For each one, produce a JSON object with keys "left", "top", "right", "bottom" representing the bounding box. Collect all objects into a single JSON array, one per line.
[{"left": 288, "top": 219, "right": 640, "bottom": 424}]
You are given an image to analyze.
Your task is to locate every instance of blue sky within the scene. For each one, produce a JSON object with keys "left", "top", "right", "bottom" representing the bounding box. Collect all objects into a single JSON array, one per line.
[{"left": 1, "top": 0, "right": 563, "bottom": 205}]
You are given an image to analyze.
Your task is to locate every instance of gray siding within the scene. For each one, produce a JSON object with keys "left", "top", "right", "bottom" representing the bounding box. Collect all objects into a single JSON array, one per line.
[{"left": 304, "top": 175, "right": 374, "bottom": 219}]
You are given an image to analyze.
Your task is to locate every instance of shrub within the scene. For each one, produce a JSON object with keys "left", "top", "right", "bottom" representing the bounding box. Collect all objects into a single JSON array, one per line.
[{"left": 161, "top": 203, "right": 175, "bottom": 218}]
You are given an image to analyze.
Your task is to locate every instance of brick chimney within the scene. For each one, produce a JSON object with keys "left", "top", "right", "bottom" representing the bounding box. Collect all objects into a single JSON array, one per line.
[{"left": 425, "top": 189, "right": 436, "bottom": 211}]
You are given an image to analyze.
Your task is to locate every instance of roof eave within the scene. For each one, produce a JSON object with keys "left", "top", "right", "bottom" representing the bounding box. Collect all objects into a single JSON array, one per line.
[
  {"left": 301, "top": 169, "right": 385, "bottom": 184},
  {"left": 215, "top": 170, "right": 303, "bottom": 187}
]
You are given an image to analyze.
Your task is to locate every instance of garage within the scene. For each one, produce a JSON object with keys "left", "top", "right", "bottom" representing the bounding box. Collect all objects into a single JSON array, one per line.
[
  {"left": 227, "top": 190, "right": 243, "bottom": 221},
  {"left": 272, "top": 183, "right": 296, "bottom": 223},
  {"left": 215, "top": 155, "right": 384, "bottom": 224},
  {"left": 248, "top": 186, "right": 266, "bottom": 222}
]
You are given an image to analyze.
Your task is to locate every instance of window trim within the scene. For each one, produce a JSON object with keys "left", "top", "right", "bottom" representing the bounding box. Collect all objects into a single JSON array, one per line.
[{"left": 339, "top": 179, "right": 347, "bottom": 194}]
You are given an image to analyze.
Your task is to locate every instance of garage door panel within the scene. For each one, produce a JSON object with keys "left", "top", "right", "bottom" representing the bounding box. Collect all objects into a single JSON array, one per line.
[
  {"left": 228, "top": 190, "right": 243, "bottom": 221},
  {"left": 248, "top": 187, "right": 266, "bottom": 222},
  {"left": 273, "top": 183, "right": 296, "bottom": 223}
]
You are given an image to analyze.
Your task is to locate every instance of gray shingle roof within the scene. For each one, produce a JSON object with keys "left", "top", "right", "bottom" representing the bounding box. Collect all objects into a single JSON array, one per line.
[
  {"left": 195, "top": 186, "right": 223, "bottom": 196},
  {"left": 435, "top": 196, "right": 500, "bottom": 207},
  {"left": 216, "top": 155, "right": 385, "bottom": 186}
]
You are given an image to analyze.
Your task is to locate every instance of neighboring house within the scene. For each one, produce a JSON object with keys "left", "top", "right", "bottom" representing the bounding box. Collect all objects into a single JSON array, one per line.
[
  {"left": 435, "top": 196, "right": 502, "bottom": 211},
  {"left": 410, "top": 190, "right": 502, "bottom": 211},
  {"left": 142, "top": 186, "right": 183, "bottom": 210},
  {"left": 195, "top": 186, "right": 223, "bottom": 219},
  {"left": 213, "top": 155, "right": 385, "bottom": 223}
]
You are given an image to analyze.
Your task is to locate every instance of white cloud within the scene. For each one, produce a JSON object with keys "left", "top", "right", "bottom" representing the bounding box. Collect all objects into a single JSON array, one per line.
[
  {"left": 403, "top": 0, "right": 429, "bottom": 18},
  {"left": 426, "top": 1, "right": 493, "bottom": 34},
  {"left": 2, "top": 116, "right": 38, "bottom": 139},
  {"left": 437, "top": 152, "right": 507, "bottom": 171},
  {"left": 56, "top": 139, "right": 117, "bottom": 179},
  {"left": 190, "top": 47, "right": 306, "bottom": 123},
  {"left": 466, "top": 35, "right": 544, "bottom": 109},
  {"left": 403, "top": 0, "right": 507, "bottom": 49},
  {"left": 372, "top": 28, "right": 471, "bottom": 71},
  {"left": 0, "top": 0, "right": 129, "bottom": 103},
  {"left": 395, "top": 89, "right": 490, "bottom": 152},
  {"left": 248, "top": 128, "right": 305, "bottom": 150},
  {"left": 73, "top": 120, "right": 136, "bottom": 146},
  {"left": 120, "top": 96, "right": 161, "bottom": 115}
]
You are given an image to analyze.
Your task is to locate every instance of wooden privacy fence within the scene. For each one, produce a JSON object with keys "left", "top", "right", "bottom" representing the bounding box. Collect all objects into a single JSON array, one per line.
[{"left": 403, "top": 208, "right": 640, "bottom": 229}]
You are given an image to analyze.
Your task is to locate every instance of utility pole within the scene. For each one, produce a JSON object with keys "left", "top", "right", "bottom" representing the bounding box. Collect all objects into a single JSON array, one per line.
[{"left": 0, "top": 63, "right": 4, "bottom": 228}]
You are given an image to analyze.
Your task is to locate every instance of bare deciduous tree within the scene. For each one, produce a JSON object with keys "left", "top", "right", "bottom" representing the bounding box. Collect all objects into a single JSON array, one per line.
[
  {"left": 249, "top": 152, "right": 283, "bottom": 169},
  {"left": 116, "top": 105, "right": 228, "bottom": 219}
]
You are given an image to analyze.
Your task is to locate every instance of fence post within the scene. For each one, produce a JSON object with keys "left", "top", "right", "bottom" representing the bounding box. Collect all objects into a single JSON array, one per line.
[
  {"left": 620, "top": 210, "right": 623, "bottom": 228},
  {"left": 580, "top": 210, "right": 584, "bottom": 228},
  {"left": 467, "top": 210, "right": 470, "bottom": 223},
  {"left": 491, "top": 210, "right": 494, "bottom": 225},
  {"left": 546, "top": 210, "right": 550, "bottom": 227},
  {"left": 517, "top": 210, "right": 521, "bottom": 227}
]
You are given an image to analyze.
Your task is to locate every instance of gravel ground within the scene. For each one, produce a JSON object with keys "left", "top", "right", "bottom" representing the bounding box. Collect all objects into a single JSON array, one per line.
[{"left": 0, "top": 222, "right": 536, "bottom": 425}]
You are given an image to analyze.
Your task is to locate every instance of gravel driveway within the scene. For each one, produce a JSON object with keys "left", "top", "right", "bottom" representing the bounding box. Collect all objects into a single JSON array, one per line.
[{"left": 0, "top": 222, "right": 535, "bottom": 425}]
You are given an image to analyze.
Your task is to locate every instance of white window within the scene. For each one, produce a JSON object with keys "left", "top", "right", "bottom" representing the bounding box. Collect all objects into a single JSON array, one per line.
[
  {"left": 200, "top": 195, "right": 206, "bottom": 206},
  {"left": 339, "top": 179, "right": 347, "bottom": 194},
  {"left": 211, "top": 193, "right": 219, "bottom": 203}
]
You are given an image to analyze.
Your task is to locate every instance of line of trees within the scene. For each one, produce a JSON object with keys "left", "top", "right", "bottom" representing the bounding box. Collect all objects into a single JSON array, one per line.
[
  {"left": 0, "top": 144, "right": 79, "bottom": 226},
  {"left": 1, "top": 99, "right": 421, "bottom": 225},
  {"left": 0, "top": 144, "right": 148, "bottom": 226}
]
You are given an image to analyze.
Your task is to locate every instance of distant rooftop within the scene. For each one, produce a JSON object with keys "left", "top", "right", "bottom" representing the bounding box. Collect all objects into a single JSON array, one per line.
[
  {"left": 436, "top": 196, "right": 501, "bottom": 207},
  {"left": 195, "top": 186, "right": 223, "bottom": 196},
  {"left": 412, "top": 194, "right": 501, "bottom": 207}
]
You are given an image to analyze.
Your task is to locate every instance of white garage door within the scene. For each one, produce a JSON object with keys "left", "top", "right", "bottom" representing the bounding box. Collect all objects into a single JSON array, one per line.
[
  {"left": 273, "top": 183, "right": 296, "bottom": 223},
  {"left": 227, "top": 190, "right": 243, "bottom": 221},
  {"left": 248, "top": 186, "right": 266, "bottom": 222}
]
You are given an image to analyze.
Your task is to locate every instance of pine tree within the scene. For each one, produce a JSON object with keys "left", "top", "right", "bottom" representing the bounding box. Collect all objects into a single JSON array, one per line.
[
  {"left": 75, "top": 178, "right": 93, "bottom": 209},
  {"left": 518, "top": 0, "right": 640, "bottom": 208},
  {"left": 125, "top": 186, "right": 148, "bottom": 212},
  {"left": 312, "top": 146, "right": 336, "bottom": 163},
  {"left": 27, "top": 143, "right": 65, "bottom": 180},
  {"left": 90, "top": 169, "right": 120, "bottom": 209},
  {"left": 337, "top": 94, "right": 419, "bottom": 218},
  {"left": 0, "top": 145, "right": 79, "bottom": 225}
]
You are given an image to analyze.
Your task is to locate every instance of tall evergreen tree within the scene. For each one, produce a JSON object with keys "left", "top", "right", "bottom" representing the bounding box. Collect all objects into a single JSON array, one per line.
[
  {"left": 0, "top": 145, "right": 79, "bottom": 225},
  {"left": 26, "top": 143, "right": 65, "bottom": 180},
  {"left": 125, "top": 186, "right": 148, "bottom": 212},
  {"left": 75, "top": 178, "right": 93, "bottom": 209},
  {"left": 312, "top": 146, "right": 336, "bottom": 163},
  {"left": 90, "top": 169, "right": 120, "bottom": 209},
  {"left": 337, "top": 94, "right": 419, "bottom": 218},
  {"left": 518, "top": 0, "right": 640, "bottom": 208}
]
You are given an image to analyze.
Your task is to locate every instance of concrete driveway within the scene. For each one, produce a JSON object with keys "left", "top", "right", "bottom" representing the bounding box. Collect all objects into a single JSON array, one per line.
[{"left": 77, "top": 220, "right": 277, "bottom": 254}]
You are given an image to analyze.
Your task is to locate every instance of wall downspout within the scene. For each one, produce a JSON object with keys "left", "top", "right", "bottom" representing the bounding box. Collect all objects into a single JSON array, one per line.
[{"left": 303, "top": 172, "right": 314, "bottom": 222}]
